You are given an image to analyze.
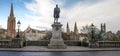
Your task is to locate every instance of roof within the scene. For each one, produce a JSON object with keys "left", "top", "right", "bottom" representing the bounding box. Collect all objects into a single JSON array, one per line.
[
  {"left": 24, "top": 26, "right": 47, "bottom": 33},
  {"left": 100, "top": 31, "right": 113, "bottom": 40}
]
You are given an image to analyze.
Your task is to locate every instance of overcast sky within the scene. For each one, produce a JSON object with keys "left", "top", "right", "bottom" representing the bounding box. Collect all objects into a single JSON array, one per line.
[{"left": 0, "top": 0, "right": 120, "bottom": 33}]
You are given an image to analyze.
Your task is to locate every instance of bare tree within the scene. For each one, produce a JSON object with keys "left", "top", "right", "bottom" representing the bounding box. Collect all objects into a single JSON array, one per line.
[
  {"left": 81, "top": 25, "right": 91, "bottom": 34},
  {"left": 80, "top": 24, "right": 100, "bottom": 41}
]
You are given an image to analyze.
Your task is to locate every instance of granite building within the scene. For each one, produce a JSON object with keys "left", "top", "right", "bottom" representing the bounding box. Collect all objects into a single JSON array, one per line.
[
  {"left": 24, "top": 26, "right": 48, "bottom": 41},
  {"left": 66, "top": 22, "right": 79, "bottom": 40},
  {"left": 7, "top": 3, "right": 16, "bottom": 38},
  {"left": 100, "top": 23, "right": 106, "bottom": 34},
  {"left": 0, "top": 28, "right": 7, "bottom": 39}
]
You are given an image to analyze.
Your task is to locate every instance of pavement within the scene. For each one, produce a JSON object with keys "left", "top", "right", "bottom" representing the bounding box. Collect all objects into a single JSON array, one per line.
[{"left": 0, "top": 46, "right": 120, "bottom": 52}]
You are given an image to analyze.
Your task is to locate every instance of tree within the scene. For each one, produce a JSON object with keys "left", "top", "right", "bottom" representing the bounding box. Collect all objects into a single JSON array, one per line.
[
  {"left": 80, "top": 24, "right": 100, "bottom": 42},
  {"left": 81, "top": 25, "right": 91, "bottom": 34}
]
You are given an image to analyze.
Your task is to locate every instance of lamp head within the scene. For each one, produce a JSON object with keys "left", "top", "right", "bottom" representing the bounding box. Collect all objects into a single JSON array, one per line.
[{"left": 17, "top": 20, "right": 21, "bottom": 26}]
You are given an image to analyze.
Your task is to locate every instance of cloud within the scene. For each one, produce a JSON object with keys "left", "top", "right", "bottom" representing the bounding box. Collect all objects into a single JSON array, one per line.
[
  {"left": 23, "top": 0, "right": 64, "bottom": 30},
  {"left": 62, "top": 0, "right": 120, "bottom": 32},
  {"left": 0, "top": 19, "right": 7, "bottom": 29},
  {"left": 24, "top": 0, "right": 120, "bottom": 33}
]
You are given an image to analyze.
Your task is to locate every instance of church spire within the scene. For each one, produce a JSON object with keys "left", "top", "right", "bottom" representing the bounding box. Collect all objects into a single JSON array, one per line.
[
  {"left": 74, "top": 22, "right": 78, "bottom": 34},
  {"left": 10, "top": 3, "right": 14, "bottom": 17},
  {"left": 7, "top": 3, "right": 16, "bottom": 38},
  {"left": 66, "top": 22, "right": 70, "bottom": 35}
]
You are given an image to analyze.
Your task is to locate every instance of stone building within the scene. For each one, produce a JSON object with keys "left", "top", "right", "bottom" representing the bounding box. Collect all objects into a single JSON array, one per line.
[
  {"left": 74, "top": 22, "right": 78, "bottom": 35},
  {"left": 0, "top": 3, "right": 23, "bottom": 48},
  {"left": 0, "top": 28, "right": 7, "bottom": 39},
  {"left": 7, "top": 3, "right": 16, "bottom": 38},
  {"left": 100, "top": 23, "right": 106, "bottom": 34},
  {"left": 66, "top": 22, "right": 70, "bottom": 35},
  {"left": 24, "top": 26, "right": 48, "bottom": 41},
  {"left": 79, "top": 33, "right": 88, "bottom": 41},
  {"left": 116, "top": 30, "right": 120, "bottom": 36},
  {"left": 99, "top": 23, "right": 120, "bottom": 41},
  {"left": 66, "top": 22, "right": 79, "bottom": 40}
]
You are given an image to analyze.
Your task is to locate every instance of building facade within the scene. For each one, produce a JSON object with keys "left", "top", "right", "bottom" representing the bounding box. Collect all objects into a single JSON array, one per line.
[
  {"left": 7, "top": 3, "right": 16, "bottom": 38},
  {"left": 65, "top": 22, "right": 79, "bottom": 40},
  {"left": 0, "top": 28, "right": 7, "bottom": 39},
  {"left": 79, "top": 33, "right": 88, "bottom": 41},
  {"left": 100, "top": 23, "right": 106, "bottom": 34},
  {"left": 66, "top": 22, "right": 70, "bottom": 35},
  {"left": 0, "top": 3, "right": 23, "bottom": 48},
  {"left": 24, "top": 26, "right": 48, "bottom": 41}
]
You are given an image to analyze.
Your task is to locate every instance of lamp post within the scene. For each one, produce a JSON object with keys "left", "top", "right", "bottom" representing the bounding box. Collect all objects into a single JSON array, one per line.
[
  {"left": 17, "top": 20, "right": 21, "bottom": 38},
  {"left": 89, "top": 23, "right": 95, "bottom": 48},
  {"left": 91, "top": 23, "right": 95, "bottom": 42}
]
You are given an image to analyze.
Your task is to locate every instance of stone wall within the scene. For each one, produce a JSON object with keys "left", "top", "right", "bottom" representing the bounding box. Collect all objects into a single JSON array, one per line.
[
  {"left": 64, "top": 40, "right": 81, "bottom": 46},
  {"left": 89, "top": 41, "right": 120, "bottom": 48},
  {"left": 98, "top": 41, "right": 120, "bottom": 48},
  {"left": 26, "top": 40, "right": 81, "bottom": 46},
  {"left": 26, "top": 40, "right": 49, "bottom": 46},
  {"left": 0, "top": 38, "right": 23, "bottom": 48},
  {"left": 0, "top": 40, "right": 11, "bottom": 48}
]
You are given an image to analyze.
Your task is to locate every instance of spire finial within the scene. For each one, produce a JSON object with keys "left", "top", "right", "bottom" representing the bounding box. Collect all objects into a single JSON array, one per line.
[
  {"left": 67, "top": 22, "right": 69, "bottom": 28},
  {"left": 74, "top": 21, "right": 78, "bottom": 34},
  {"left": 66, "top": 22, "right": 70, "bottom": 35},
  {"left": 10, "top": 3, "right": 14, "bottom": 17}
]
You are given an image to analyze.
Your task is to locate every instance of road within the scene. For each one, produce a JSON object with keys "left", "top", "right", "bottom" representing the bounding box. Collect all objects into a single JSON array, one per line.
[{"left": 0, "top": 51, "right": 120, "bottom": 56}]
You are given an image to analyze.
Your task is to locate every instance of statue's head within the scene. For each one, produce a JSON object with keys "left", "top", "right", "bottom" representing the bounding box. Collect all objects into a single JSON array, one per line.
[{"left": 56, "top": 4, "right": 58, "bottom": 8}]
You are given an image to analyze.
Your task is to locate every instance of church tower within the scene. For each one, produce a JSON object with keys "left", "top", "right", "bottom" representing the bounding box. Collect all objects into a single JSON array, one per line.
[
  {"left": 101, "top": 23, "right": 106, "bottom": 33},
  {"left": 74, "top": 22, "right": 78, "bottom": 34},
  {"left": 7, "top": 3, "right": 16, "bottom": 38},
  {"left": 66, "top": 22, "right": 70, "bottom": 35}
]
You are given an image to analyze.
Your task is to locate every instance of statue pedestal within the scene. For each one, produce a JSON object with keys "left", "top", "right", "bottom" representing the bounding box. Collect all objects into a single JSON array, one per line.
[{"left": 48, "top": 22, "right": 66, "bottom": 49}]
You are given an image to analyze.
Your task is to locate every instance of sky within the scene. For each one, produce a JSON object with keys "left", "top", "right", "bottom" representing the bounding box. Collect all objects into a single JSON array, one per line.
[{"left": 0, "top": 0, "right": 120, "bottom": 33}]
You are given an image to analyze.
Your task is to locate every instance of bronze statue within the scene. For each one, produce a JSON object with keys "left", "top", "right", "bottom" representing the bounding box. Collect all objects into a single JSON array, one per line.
[{"left": 54, "top": 4, "right": 60, "bottom": 23}]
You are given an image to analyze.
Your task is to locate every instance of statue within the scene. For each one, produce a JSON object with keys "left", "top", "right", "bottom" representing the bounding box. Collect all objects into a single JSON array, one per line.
[
  {"left": 48, "top": 4, "right": 66, "bottom": 49},
  {"left": 54, "top": 4, "right": 60, "bottom": 23}
]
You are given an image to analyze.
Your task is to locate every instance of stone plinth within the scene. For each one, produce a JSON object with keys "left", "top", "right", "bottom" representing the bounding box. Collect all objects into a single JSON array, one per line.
[{"left": 48, "top": 22, "right": 66, "bottom": 49}]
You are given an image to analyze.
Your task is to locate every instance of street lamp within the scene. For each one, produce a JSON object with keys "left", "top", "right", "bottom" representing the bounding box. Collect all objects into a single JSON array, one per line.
[
  {"left": 89, "top": 23, "right": 96, "bottom": 48},
  {"left": 16, "top": 20, "right": 21, "bottom": 38},
  {"left": 91, "top": 23, "right": 95, "bottom": 41}
]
